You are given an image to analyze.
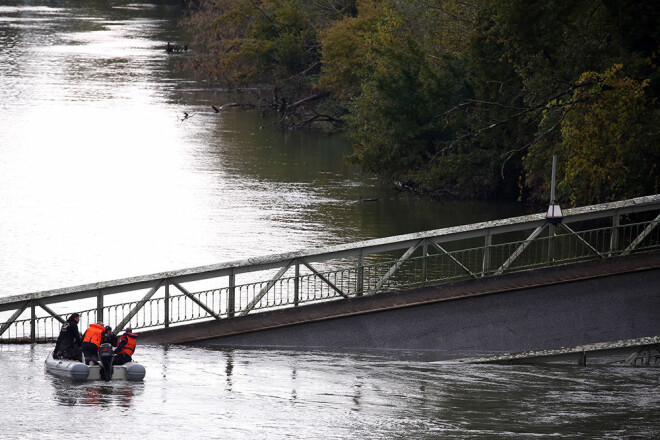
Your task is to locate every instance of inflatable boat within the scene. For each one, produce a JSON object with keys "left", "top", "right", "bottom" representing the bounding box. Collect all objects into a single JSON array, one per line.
[{"left": 44, "top": 351, "right": 146, "bottom": 381}]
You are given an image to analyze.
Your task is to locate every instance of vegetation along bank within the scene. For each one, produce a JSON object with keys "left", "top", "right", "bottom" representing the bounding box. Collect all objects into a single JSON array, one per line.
[{"left": 180, "top": 0, "right": 660, "bottom": 206}]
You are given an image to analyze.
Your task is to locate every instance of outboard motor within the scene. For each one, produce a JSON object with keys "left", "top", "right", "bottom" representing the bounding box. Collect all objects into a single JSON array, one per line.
[{"left": 99, "top": 343, "right": 114, "bottom": 381}]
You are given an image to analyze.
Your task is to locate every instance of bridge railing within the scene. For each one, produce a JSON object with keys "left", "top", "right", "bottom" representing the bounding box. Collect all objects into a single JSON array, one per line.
[{"left": 2, "top": 194, "right": 659, "bottom": 343}]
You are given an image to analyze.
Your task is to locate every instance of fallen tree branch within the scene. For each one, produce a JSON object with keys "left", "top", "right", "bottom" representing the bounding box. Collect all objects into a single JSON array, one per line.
[{"left": 285, "top": 92, "right": 330, "bottom": 111}]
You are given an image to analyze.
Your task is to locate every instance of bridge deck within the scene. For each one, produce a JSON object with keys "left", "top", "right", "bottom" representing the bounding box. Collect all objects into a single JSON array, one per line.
[
  {"left": 456, "top": 335, "right": 660, "bottom": 365},
  {"left": 140, "top": 249, "right": 660, "bottom": 345}
]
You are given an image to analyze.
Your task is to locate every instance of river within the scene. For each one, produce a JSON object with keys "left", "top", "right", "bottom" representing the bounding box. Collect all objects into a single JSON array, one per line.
[
  {"left": 2, "top": 343, "right": 660, "bottom": 439},
  {"left": 0, "top": 0, "right": 530, "bottom": 297},
  {"left": 0, "top": 1, "right": 658, "bottom": 438}
]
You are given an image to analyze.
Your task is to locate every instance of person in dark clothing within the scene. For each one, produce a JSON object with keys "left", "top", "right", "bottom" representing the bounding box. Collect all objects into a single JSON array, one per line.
[
  {"left": 53, "top": 313, "right": 82, "bottom": 362},
  {"left": 102, "top": 326, "right": 118, "bottom": 347},
  {"left": 113, "top": 328, "right": 138, "bottom": 366}
]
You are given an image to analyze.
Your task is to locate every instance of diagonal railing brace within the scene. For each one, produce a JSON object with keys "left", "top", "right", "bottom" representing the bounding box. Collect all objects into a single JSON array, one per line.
[
  {"left": 559, "top": 223, "right": 603, "bottom": 258},
  {"left": 0, "top": 300, "right": 30, "bottom": 337},
  {"left": 430, "top": 241, "right": 478, "bottom": 278},
  {"left": 172, "top": 281, "right": 221, "bottom": 320},
  {"left": 495, "top": 224, "right": 548, "bottom": 275},
  {"left": 240, "top": 259, "right": 295, "bottom": 317},
  {"left": 622, "top": 214, "right": 660, "bottom": 256},
  {"left": 372, "top": 240, "right": 423, "bottom": 293},
  {"left": 115, "top": 280, "right": 165, "bottom": 332},
  {"left": 301, "top": 260, "right": 348, "bottom": 299},
  {"left": 34, "top": 300, "right": 66, "bottom": 324}
]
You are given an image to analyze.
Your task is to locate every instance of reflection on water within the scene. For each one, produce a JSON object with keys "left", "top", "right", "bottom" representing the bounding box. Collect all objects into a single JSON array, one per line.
[
  {"left": 225, "top": 349, "right": 234, "bottom": 392},
  {"left": 49, "top": 376, "right": 143, "bottom": 408},
  {"left": 2, "top": 344, "right": 660, "bottom": 438},
  {"left": 0, "top": 0, "right": 534, "bottom": 298}
]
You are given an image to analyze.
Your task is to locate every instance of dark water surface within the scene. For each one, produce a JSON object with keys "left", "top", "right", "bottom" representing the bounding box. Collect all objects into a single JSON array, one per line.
[{"left": 1, "top": 2, "right": 658, "bottom": 438}]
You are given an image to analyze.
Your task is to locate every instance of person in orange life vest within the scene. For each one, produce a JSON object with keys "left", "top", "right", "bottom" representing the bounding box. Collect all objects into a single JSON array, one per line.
[
  {"left": 82, "top": 322, "right": 106, "bottom": 365},
  {"left": 113, "top": 328, "right": 137, "bottom": 365}
]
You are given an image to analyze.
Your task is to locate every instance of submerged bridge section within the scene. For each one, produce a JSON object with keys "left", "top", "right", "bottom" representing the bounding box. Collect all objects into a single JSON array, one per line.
[
  {"left": 1, "top": 195, "right": 660, "bottom": 360},
  {"left": 138, "top": 249, "right": 660, "bottom": 357}
]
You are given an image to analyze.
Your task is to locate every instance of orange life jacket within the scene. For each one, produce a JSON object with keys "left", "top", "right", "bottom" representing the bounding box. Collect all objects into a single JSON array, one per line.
[
  {"left": 83, "top": 323, "right": 105, "bottom": 348},
  {"left": 116, "top": 333, "right": 137, "bottom": 356}
]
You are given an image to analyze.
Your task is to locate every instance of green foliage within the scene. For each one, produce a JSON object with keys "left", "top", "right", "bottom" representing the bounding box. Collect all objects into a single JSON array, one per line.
[
  {"left": 341, "top": 7, "right": 470, "bottom": 185},
  {"left": 559, "top": 66, "right": 659, "bottom": 205},
  {"left": 181, "top": 0, "right": 660, "bottom": 205},
  {"left": 318, "top": 0, "right": 381, "bottom": 101},
  {"left": 514, "top": 0, "right": 660, "bottom": 205},
  {"left": 181, "top": 0, "right": 353, "bottom": 90}
]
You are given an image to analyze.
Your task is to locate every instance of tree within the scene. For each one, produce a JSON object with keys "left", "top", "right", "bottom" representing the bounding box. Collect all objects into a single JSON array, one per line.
[
  {"left": 180, "top": 0, "right": 355, "bottom": 126},
  {"left": 180, "top": 0, "right": 660, "bottom": 204},
  {"left": 318, "top": 0, "right": 381, "bottom": 102},
  {"left": 558, "top": 66, "right": 659, "bottom": 205}
]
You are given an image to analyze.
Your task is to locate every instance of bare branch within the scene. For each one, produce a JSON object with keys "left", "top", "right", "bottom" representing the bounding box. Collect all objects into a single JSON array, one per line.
[
  {"left": 286, "top": 92, "right": 330, "bottom": 111},
  {"left": 433, "top": 81, "right": 592, "bottom": 160},
  {"left": 499, "top": 100, "right": 578, "bottom": 178}
]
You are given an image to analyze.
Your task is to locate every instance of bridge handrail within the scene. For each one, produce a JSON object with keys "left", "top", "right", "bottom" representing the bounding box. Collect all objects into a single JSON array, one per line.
[
  {"left": 2, "top": 194, "right": 660, "bottom": 342},
  {"left": 2, "top": 194, "right": 659, "bottom": 310}
]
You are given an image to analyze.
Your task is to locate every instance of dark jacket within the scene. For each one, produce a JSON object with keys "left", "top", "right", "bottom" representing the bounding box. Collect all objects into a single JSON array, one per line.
[
  {"left": 55, "top": 315, "right": 82, "bottom": 351},
  {"left": 102, "top": 331, "right": 118, "bottom": 347}
]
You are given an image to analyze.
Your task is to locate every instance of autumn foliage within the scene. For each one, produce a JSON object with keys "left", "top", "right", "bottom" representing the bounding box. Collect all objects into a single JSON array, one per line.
[{"left": 181, "top": 0, "right": 660, "bottom": 206}]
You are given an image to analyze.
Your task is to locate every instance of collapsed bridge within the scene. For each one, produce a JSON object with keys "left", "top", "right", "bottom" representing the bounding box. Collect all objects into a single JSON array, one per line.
[{"left": 2, "top": 195, "right": 659, "bottom": 361}]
